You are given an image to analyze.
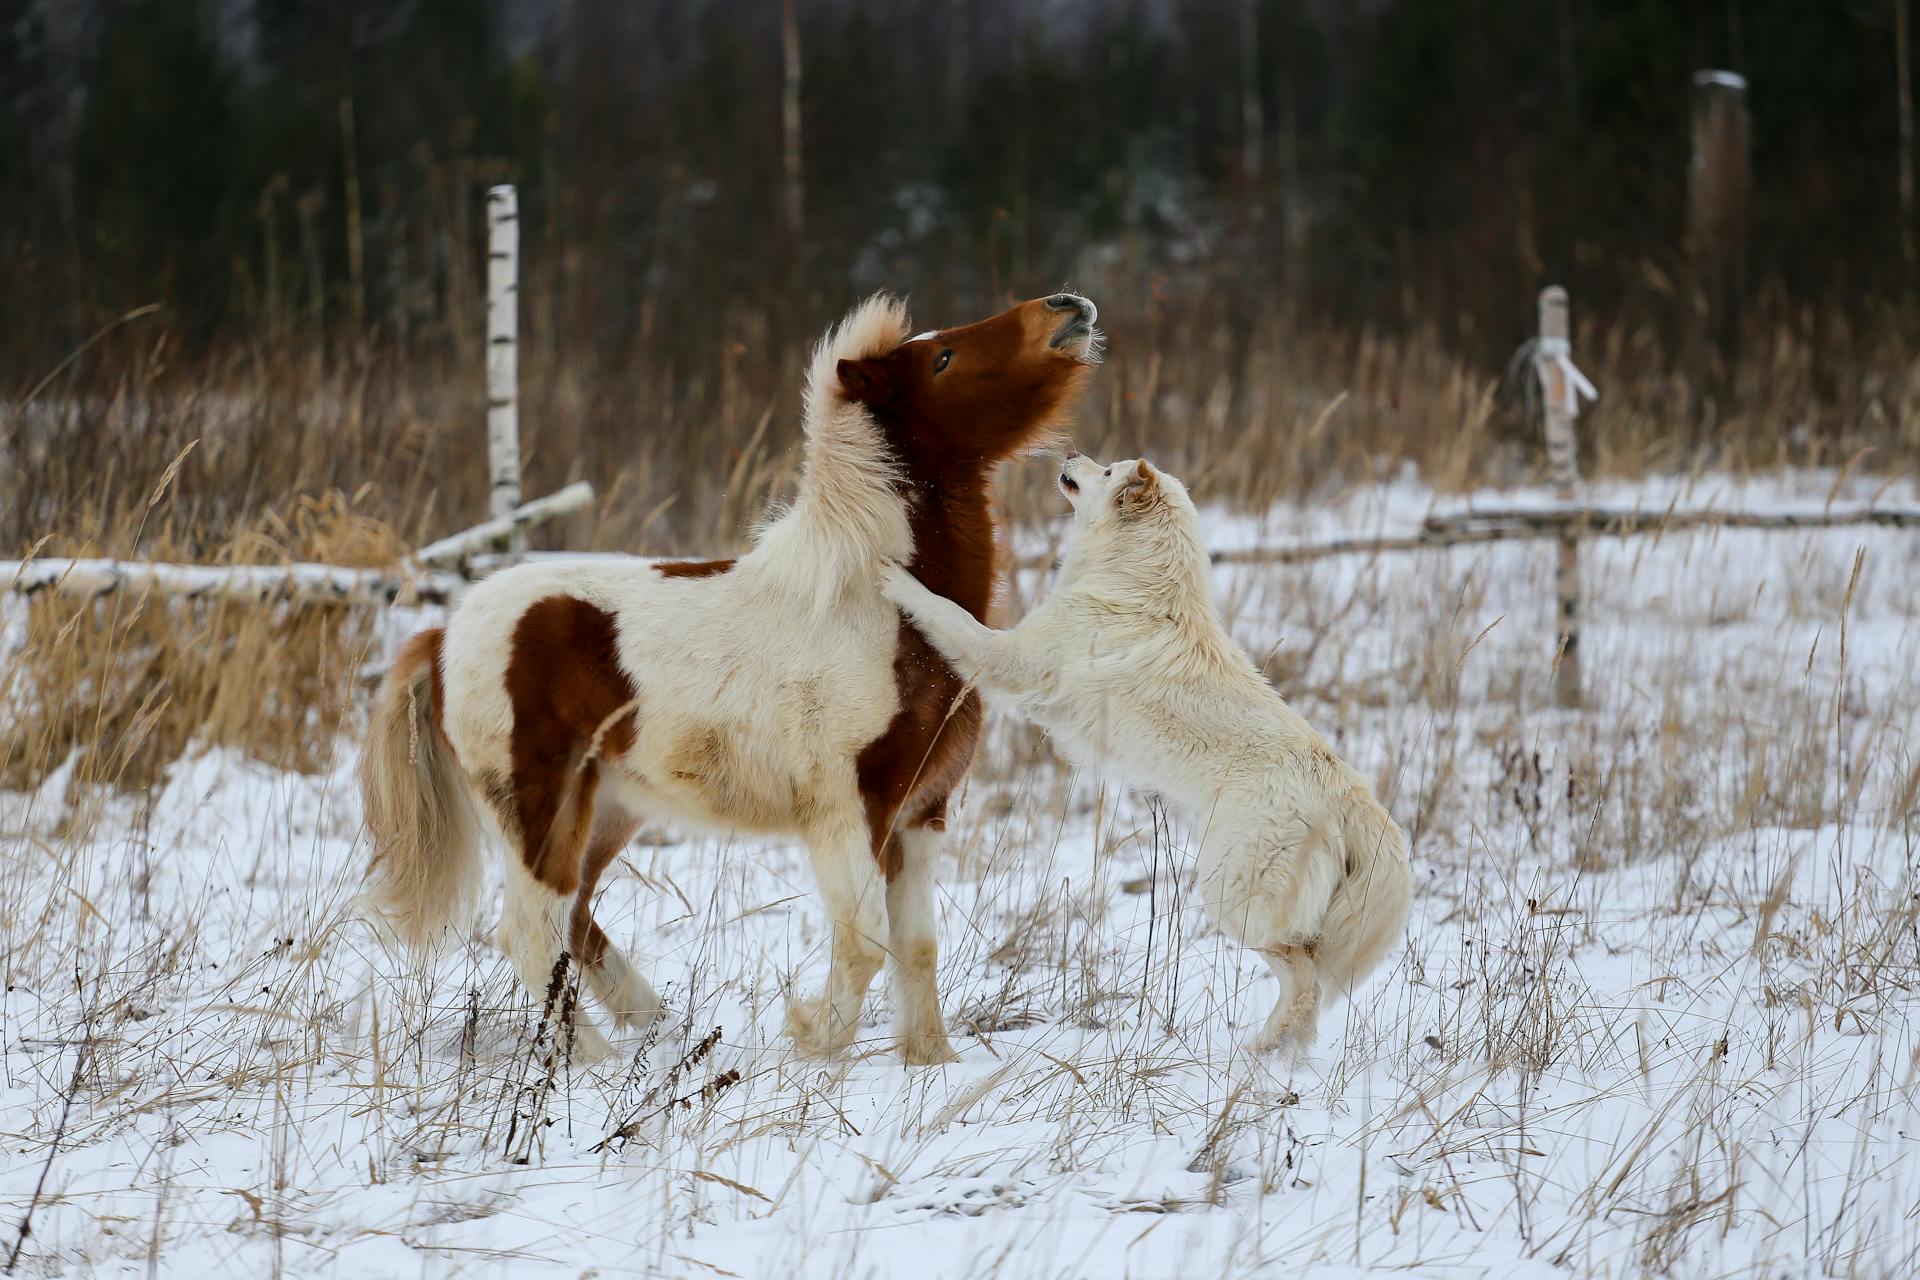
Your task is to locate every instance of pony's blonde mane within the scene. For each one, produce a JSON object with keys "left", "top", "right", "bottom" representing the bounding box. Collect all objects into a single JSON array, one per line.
[{"left": 749, "top": 294, "right": 915, "bottom": 610}]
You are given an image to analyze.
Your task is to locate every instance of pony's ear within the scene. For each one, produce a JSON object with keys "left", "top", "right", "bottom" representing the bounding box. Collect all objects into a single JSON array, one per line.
[
  {"left": 837, "top": 357, "right": 893, "bottom": 405},
  {"left": 1117, "top": 459, "right": 1164, "bottom": 516}
]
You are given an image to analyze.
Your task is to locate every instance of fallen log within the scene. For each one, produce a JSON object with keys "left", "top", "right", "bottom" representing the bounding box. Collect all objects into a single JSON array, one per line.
[
  {"left": 413, "top": 480, "right": 595, "bottom": 568},
  {"left": 4, "top": 558, "right": 469, "bottom": 607}
]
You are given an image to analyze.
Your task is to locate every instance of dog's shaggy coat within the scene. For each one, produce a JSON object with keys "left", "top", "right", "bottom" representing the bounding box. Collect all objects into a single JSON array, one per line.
[
  {"left": 883, "top": 456, "right": 1411, "bottom": 1050},
  {"left": 361, "top": 292, "right": 1100, "bottom": 1063}
]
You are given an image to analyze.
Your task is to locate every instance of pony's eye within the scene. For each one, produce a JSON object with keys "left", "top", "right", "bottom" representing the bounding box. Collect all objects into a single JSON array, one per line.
[
  {"left": 1103, "top": 468, "right": 1112, "bottom": 477},
  {"left": 933, "top": 349, "right": 954, "bottom": 374}
]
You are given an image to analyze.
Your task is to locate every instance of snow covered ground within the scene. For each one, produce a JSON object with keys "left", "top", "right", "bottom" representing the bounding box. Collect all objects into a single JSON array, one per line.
[{"left": 3, "top": 468, "right": 1917, "bottom": 1278}]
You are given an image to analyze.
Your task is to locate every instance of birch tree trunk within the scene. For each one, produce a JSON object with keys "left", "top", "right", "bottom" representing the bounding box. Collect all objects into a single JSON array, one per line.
[
  {"left": 486, "top": 184, "right": 524, "bottom": 559},
  {"left": 1537, "top": 286, "right": 1584, "bottom": 708}
]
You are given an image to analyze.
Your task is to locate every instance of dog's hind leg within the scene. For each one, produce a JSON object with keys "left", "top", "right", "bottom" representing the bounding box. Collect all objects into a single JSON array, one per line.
[
  {"left": 1252, "top": 944, "right": 1321, "bottom": 1053},
  {"left": 787, "top": 812, "right": 888, "bottom": 1059}
]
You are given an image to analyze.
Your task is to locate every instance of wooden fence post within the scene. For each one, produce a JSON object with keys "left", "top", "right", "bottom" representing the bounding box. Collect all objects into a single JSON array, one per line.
[
  {"left": 1535, "top": 285, "right": 1593, "bottom": 708},
  {"left": 1688, "top": 70, "right": 1750, "bottom": 420},
  {"left": 486, "top": 184, "right": 525, "bottom": 560}
]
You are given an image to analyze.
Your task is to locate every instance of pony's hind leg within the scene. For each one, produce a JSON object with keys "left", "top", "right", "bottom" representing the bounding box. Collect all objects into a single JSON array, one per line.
[
  {"left": 1252, "top": 944, "right": 1321, "bottom": 1053},
  {"left": 496, "top": 762, "right": 613, "bottom": 1060},
  {"left": 787, "top": 813, "right": 888, "bottom": 1059},
  {"left": 885, "top": 820, "right": 959, "bottom": 1065},
  {"left": 568, "top": 808, "right": 664, "bottom": 1032},
  {"left": 500, "top": 857, "right": 613, "bottom": 1061}
]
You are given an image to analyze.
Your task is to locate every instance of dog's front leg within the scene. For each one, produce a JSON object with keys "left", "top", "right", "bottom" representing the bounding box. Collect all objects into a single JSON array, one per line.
[{"left": 880, "top": 566, "right": 1034, "bottom": 695}]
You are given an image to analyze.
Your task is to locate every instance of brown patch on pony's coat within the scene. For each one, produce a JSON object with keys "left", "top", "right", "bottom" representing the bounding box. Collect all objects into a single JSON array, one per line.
[
  {"left": 856, "top": 623, "right": 980, "bottom": 877},
  {"left": 504, "top": 595, "right": 640, "bottom": 889},
  {"left": 570, "top": 810, "right": 642, "bottom": 968},
  {"left": 654, "top": 558, "right": 737, "bottom": 579},
  {"left": 843, "top": 295, "right": 1098, "bottom": 876}
]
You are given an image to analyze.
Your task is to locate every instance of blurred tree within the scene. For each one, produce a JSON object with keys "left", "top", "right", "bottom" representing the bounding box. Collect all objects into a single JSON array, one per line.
[
  {"left": 2, "top": 0, "right": 1913, "bottom": 375},
  {"left": 74, "top": 0, "right": 248, "bottom": 330}
]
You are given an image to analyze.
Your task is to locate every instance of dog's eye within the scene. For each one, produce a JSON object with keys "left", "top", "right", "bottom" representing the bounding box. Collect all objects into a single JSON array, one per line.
[{"left": 933, "top": 349, "right": 953, "bottom": 374}]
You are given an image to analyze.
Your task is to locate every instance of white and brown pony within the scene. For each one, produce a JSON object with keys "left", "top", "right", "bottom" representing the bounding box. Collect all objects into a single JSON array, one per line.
[{"left": 360, "top": 292, "right": 1100, "bottom": 1063}]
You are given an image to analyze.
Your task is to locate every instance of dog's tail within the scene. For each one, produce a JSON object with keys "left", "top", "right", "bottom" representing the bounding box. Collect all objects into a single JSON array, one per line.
[
  {"left": 1316, "top": 794, "right": 1413, "bottom": 995},
  {"left": 359, "top": 628, "right": 482, "bottom": 949}
]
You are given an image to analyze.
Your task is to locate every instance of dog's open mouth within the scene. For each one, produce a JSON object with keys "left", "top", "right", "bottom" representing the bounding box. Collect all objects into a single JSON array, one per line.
[{"left": 1058, "top": 473, "right": 1080, "bottom": 496}]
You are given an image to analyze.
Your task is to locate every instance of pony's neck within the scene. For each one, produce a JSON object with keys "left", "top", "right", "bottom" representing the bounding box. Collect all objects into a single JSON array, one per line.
[{"left": 905, "top": 465, "right": 1001, "bottom": 621}]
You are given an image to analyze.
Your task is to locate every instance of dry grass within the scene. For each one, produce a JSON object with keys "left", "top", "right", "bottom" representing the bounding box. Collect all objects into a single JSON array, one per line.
[
  {"left": 1, "top": 489, "right": 400, "bottom": 807},
  {"left": 11, "top": 285, "right": 1920, "bottom": 549},
  {"left": 8, "top": 283, "right": 1918, "bottom": 797}
]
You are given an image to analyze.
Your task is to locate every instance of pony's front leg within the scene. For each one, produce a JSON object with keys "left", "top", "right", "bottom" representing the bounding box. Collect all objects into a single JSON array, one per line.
[
  {"left": 886, "top": 821, "right": 959, "bottom": 1064},
  {"left": 786, "top": 815, "right": 888, "bottom": 1060}
]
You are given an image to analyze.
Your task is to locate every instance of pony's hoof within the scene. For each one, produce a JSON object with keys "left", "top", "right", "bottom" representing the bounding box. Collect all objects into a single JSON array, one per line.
[
  {"left": 1248, "top": 1025, "right": 1313, "bottom": 1066},
  {"left": 784, "top": 996, "right": 845, "bottom": 1060},
  {"left": 898, "top": 1033, "right": 960, "bottom": 1066},
  {"left": 609, "top": 999, "right": 666, "bottom": 1033},
  {"left": 566, "top": 1019, "right": 616, "bottom": 1064}
]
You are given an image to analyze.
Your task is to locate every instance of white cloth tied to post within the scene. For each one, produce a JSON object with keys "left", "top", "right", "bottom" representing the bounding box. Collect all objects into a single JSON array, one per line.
[{"left": 1533, "top": 336, "right": 1599, "bottom": 416}]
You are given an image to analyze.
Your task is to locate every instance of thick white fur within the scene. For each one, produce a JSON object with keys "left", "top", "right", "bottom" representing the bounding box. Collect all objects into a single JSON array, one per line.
[
  {"left": 882, "top": 456, "right": 1412, "bottom": 1052},
  {"left": 419, "top": 295, "right": 956, "bottom": 1063}
]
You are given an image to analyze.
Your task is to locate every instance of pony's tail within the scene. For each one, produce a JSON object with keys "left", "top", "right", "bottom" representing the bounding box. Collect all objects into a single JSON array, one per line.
[
  {"left": 359, "top": 629, "right": 482, "bottom": 949},
  {"left": 1316, "top": 795, "right": 1413, "bottom": 996}
]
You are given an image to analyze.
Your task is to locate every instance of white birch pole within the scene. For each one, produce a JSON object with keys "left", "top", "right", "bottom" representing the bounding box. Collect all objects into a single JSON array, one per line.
[
  {"left": 486, "top": 184, "right": 525, "bottom": 560},
  {"left": 1535, "top": 285, "right": 1594, "bottom": 708}
]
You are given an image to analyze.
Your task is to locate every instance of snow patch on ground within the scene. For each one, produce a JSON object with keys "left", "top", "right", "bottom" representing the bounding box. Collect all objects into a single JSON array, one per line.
[{"left": 3, "top": 471, "right": 1916, "bottom": 1277}]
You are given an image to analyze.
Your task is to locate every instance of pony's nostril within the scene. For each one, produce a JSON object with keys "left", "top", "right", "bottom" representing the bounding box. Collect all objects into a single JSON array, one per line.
[
  {"left": 1064, "top": 450, "right": 1079, "bottom": 460},
  {"left": 1047, "top": 294, "right": 1079, "bottom": 311}
]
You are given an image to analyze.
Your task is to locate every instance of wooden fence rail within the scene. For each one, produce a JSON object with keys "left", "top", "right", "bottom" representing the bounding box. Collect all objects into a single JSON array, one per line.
[
  {"left": 1424, "top": 503, "right": 1920, "bottom": 534},
  {"left": 8, "top": 500, "right": 1915, "bottom": 607}
]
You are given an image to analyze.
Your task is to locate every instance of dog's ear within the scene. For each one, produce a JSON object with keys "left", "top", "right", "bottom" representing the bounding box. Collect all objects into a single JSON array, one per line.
[
  {"left": 1116, "top": 459, "right": 1164, "bottom": 517},
  {"left": 837, "top": 356, "right": 894, "bottom": 406}
]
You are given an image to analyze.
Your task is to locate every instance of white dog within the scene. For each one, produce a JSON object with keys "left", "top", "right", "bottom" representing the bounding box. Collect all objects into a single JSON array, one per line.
[{"left": 881, "top": 455, "right": 1411, "bottom": 1050}]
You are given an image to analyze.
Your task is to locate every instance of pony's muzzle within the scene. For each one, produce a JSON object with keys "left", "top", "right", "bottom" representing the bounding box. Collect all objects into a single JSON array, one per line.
[{"left": 1046, "top": 293, "right": 1098, "bottom": 350}]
